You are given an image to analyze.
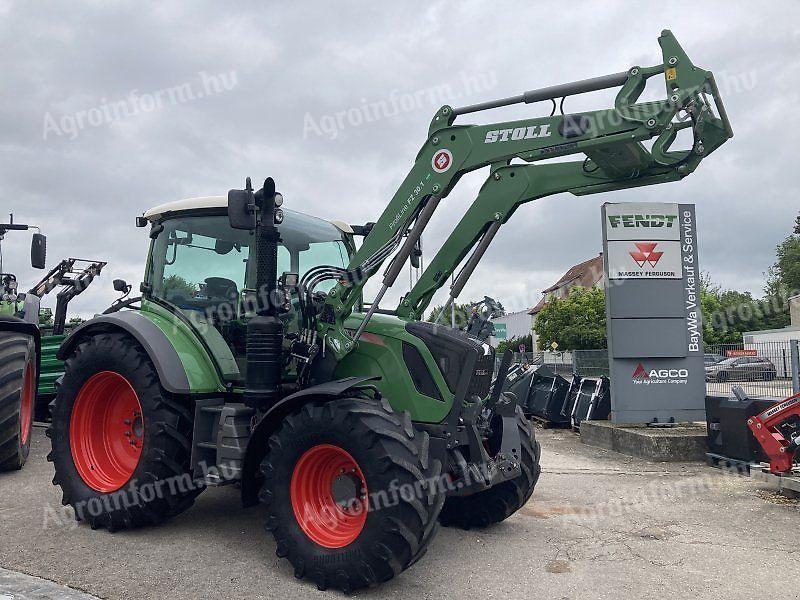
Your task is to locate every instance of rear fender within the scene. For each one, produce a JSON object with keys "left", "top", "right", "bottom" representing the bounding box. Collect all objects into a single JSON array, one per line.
[
  {"left": 240, "top": 376, "right": 380, "bottom": 507},
  {"left": 57, "top": 311, "right": 221, "bottom": 394}
]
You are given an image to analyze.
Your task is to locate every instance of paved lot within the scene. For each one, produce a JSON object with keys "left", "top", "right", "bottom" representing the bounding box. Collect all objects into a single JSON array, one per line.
[{"left": 0, "top": 425, "right": 797, "bottom": 600}]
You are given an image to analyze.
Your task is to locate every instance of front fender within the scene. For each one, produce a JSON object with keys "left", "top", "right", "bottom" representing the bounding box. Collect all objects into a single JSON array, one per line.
[{"left": 240, "top": 376, "right": 379, "bottom": 507}]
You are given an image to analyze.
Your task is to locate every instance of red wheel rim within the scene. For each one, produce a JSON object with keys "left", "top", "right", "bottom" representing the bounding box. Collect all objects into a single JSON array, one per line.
[
  {"left": 19, "top": 361, "right": 34, "bottom": 445},
  {"left": 290, "top": 444, "right": 368, "bottom": 549},
  {"left": 69, "top": 371, "right": 144, "bottom": 492}
]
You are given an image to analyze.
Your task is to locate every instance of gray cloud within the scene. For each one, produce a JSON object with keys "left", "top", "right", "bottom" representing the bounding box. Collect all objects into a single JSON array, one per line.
[{"left": 1, "top": 0, "right": 798, "bottom": 318}]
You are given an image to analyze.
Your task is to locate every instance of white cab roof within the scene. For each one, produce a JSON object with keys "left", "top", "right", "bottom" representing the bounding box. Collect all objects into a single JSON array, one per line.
[{"left": 142, "top": 195, "right": 352, "bottom": 234}]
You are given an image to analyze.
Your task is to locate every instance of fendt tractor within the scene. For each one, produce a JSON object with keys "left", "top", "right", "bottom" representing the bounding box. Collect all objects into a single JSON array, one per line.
[
  {"left": 0, "top": 216, "right": 46, "bottom": 470},
  {"left": 0, "top": 216, "right": 106, "bottom": 471},
  {"left": 48, "top": 31, "right": 731, "bottom": 591}
]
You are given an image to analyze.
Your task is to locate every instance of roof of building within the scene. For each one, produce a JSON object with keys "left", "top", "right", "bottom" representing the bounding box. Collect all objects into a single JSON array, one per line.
[{"left": 529, "top": 253, "right": 604, "bottom": 315}]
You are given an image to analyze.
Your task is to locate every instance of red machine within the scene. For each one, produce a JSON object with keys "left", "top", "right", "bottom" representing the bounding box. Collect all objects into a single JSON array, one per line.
[{"left": 747, "top": 392, "right": 800, "bottom": 474}]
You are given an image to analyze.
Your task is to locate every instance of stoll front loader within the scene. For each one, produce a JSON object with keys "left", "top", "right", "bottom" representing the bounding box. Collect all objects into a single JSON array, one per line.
[{"left": 49, "top": 31, "right": 731, "bottom": 591}]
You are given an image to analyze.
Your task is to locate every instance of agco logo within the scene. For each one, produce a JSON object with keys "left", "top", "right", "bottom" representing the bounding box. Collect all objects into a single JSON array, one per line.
[
  {"left": 431, "top": 149, "right": 453, "bottom": 173},
  {"left": 632, "top": 363, "right": 688, "bottom": 384},
  {"left": 629, "top": 242, "right": 663, "bottom": 268}
]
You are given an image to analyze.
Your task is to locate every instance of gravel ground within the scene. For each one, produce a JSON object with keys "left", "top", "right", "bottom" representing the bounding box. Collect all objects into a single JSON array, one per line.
[{"left": 0, "top": 424, "right": 797, "bottom": 600}]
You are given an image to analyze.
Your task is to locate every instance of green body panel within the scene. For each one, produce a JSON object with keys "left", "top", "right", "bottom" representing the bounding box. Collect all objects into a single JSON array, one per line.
[
  {"left": 334, "top": 312, "right": 453, "bottom": 423},
  {"left": 0, "top": 301, "right": 15, "bottom": 317},
  {"left": 39, "top": 333, "right": 67, "bottom": 396},
  {"left": 138, "top": 299, "right": 227, "bottom": 393}
]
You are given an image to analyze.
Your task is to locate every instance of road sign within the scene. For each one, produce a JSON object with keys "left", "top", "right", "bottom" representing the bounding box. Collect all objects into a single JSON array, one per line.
[{"left": 550, "top": 341, "right": 558, "bottom": 350}]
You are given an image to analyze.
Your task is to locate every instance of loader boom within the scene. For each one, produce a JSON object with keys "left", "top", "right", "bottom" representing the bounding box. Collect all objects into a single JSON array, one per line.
[{"left": 311, "top": 30, "right": 732, "bottom": 359}]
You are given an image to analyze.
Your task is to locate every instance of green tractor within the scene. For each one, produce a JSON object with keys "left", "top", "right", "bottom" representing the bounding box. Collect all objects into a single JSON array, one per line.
[
  {"left": 0, "top": 216, "right": 106, "bottom": 471},
  {"left": 0, "top": 216, "right": 47, "bottom": 470},
  {"left": 48, "top": 31, "right": 731, "bottom": 591}
]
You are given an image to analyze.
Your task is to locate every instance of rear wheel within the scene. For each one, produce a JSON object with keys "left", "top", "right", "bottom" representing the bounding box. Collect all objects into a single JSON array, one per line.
[
  {"left": 439, "top": 409, "right": 541, "bottom": 529},
  {"left": 260, "top": 397, "right": 444, "bottom": 592},
  {"left": 716, "top": 371, "right": 729, "bottom": 383},
  {"left": 48, "top": 332, "right": 201, "bottom": 530},
  {"left": 0, "top": 332, "right": 36, "bottom": 471}
]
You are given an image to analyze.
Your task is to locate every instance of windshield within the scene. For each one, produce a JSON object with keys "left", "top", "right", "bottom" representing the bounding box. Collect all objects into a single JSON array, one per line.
[
  {"left": 714, "top": 358, "right": 739, "bottom": 366},
  {"left": 147, "top": 211, "right": 350, "bottom": 315}
]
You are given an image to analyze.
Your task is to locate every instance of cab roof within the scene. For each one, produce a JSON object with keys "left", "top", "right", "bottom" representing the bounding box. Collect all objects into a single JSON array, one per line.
[{"left": 142, "top": 196, "right": 353, "bottom": 233}]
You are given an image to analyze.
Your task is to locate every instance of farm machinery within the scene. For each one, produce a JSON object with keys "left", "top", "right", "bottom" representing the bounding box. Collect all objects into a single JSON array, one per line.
[
  {"left": 48, "top": 31, "right": 731, "bottom": 591},
  {"left": 0, "top": 217, "right": 106, "bottom": 471}
]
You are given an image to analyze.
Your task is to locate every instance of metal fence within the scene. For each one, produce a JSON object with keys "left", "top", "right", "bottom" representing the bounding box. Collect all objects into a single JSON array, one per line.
[
  {"left": 496, "top": 341, "right": 800, "bottom": 400},
  {"left": 704, "top": 340, "right": 799, "bottom": 399},
  {"left": 499, "top": 350, "right": 609, "bottom": 378}
]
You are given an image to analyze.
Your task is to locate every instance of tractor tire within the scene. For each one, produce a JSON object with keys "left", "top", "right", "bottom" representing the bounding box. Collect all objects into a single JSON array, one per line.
[
  {"left": 48, "top": 332, "right": 201, "bottom": 531},
  {"left": 0, "top": 332, "right": 36, "bottom": 471},
  {"left": 259, "top": 397, "right": 445, "bottom": 592},
  {"left": 439, "top": 408, "right": 541, "bottom": 529}
]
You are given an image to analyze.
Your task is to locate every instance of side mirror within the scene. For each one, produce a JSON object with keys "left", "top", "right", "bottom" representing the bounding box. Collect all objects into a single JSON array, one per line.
[
  {"left": 228, "top": 189, "right": 256, "bottom": 230},
  {"left": 31, "top": 233, "right": 46, "bottom": 269},
  {"left": 113, "top": 279, "right": 130, "bottom": 293}
]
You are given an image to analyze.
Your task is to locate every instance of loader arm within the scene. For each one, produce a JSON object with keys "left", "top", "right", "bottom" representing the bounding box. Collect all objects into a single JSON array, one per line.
[{"left": 317, "top": 29, "right": 732, "bottom": 360}]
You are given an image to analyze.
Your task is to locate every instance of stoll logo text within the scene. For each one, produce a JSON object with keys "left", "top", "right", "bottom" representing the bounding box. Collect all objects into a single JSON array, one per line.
[{"left": 632, "top": 363, "right": 689, "bottom": 385}]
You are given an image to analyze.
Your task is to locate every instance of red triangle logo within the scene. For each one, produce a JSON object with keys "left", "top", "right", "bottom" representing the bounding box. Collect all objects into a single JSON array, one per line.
[{"left": 632, "top": 363, "right": 649, "bottom": 380}]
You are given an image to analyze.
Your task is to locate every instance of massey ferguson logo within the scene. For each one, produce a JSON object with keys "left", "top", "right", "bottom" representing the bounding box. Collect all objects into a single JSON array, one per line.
[
  {"left": 484, "top": 124, "right": 551, "bottom": 144},
  {"left": 632, "top": 362, "right": 688, "bottom": 385},
  {"left": 629, "top": 242, "right": 663, "bottom": 268}
]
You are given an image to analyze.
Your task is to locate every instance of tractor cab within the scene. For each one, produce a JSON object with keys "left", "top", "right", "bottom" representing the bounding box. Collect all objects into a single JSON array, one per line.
[{"left": 142, "top": 196, "right": 354, "bottom": 374}]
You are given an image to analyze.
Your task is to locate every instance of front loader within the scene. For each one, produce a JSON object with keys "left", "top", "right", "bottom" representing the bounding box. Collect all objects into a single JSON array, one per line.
[{"left": 48, "top": 31, "right": 732, "bottom": 591}]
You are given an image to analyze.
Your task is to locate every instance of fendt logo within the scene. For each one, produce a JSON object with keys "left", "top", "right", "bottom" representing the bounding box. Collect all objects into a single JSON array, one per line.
[
  {"left": 484, "top": 124, "right": 551, "bottom": 144},
  {"left": 608, "top": 214, "right": 677, "bottom": 229},
  {"left": 632, "top": 362, "right": 689, "bottom": 385},
  {"left": 628, "top": 242, "right": 663, "bottom": 268},
  {"left": 431, "top": 149, "right": 453, "bottom": 173}
]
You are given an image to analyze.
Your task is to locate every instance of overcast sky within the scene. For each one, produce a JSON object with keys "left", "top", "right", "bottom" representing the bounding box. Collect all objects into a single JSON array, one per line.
[{"left": 1, "top": 1, "right": 798, "bottom": 319}]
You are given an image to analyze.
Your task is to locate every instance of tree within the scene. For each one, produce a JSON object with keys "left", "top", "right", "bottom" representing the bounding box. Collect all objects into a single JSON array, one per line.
[
  {"left": 497, "top": 334, "right": 533, "bottom": 355},
  {"left": 794, "top": 211, "right": 800, "bottom": 235},
  {"left": 39, "top": 308, "right": 53, "bottom": 327},
  {"left": 426, "top": 301, "right": 475, "bottom": 329},
  {"left": 68, "top": 316, "right": 85, "bottom": 326},
  {"left": 772, "top": 234, "right": 800, "bottom": 295},
  {"left": 700, "top": 274, "right": 789, "bottom": 345},
  {"left": 534, "top": 286, "right": 606, "bottom": 350},
  {"left": 163, "top": 274, "right": 195, "bottom": 299}
]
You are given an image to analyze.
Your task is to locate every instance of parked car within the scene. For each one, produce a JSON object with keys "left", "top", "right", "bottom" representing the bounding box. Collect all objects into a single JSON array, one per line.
[
  {"left": 705, "top": 356, "right": 777, "bottom": 382},
  {"left": 704, "top": 353, "right": 724, "bottom": 366}
]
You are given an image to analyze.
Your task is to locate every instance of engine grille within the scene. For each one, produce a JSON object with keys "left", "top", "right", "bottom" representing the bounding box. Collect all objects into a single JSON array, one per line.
[{"left": 467, "top": 348, "right": 495, "bottom": 400}]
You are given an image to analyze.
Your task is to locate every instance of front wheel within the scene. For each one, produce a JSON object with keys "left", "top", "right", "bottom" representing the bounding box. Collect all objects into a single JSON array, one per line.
[
  {"left": 0, "top": 332, "right": 36, "bottom": 471},
  {"left": 48, "top": 332, "right": 201, "bottom": 530},
  {"left": 260, "top": 397, "right": 445, "bottom": 592},
  {"left": 439, "top": 409, "right": 541, "bottom": 529}
]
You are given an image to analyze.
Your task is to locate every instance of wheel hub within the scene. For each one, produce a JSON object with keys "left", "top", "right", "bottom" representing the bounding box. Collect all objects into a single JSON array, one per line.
[
  {"left": 290, "top": 444, "right": 368, "bottom": 549},
  {"left": 69, "top": 371, "right": 144, "bottom": 492}
]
